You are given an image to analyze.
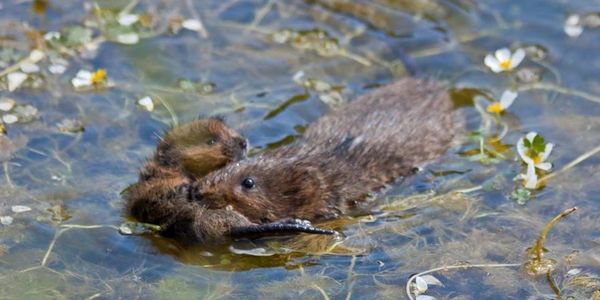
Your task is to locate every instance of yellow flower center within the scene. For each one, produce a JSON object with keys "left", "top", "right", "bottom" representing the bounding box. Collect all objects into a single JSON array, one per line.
[
  {"left": 533, "top": 154, "right": 542, "bottom": 164},
  {"left": 500, "top": 59, "right": 511, "bottom": 70},
  {"left": 486, "top": 102, "right": 503, "bottom": 113},
  {"left": 91, "top": 69, "right": 107, "bottom": 84}
]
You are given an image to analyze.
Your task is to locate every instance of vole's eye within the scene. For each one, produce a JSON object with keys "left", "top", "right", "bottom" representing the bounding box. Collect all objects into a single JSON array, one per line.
[
  {"left": 241, "top": 177, "right": 255, "bottom": 189},
  {"left": 207, "top": 138, "right": 217, "bottom": 145}
]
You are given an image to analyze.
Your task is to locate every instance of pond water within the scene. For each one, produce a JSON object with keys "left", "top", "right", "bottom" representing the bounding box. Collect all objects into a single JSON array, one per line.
[{"left": 1, "top": 0, "right": 599, "bottom": 299}]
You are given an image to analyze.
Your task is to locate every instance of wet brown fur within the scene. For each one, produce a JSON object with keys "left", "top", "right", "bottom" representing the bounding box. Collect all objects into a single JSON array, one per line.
[
  {"left": 192, "top": 78, "right": 455, "bottom": 226},
  {"left": 124, "top": 118, "right": 249, "bottom": 241}
]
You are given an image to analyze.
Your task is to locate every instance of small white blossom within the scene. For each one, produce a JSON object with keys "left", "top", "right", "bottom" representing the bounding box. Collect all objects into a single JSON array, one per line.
[
  {"left": 487, "top": 90, "right": 518, "bottom": 113},
  {"left": 2, "top": 114, "right": 18, "bottom": 124},
  {"left": 0, "top": 216, "right": 13, "bottom": 226},
  {"left": 564, "top": 14, "right": 584, "bottom": 37},
  {"left": 182, "top": 19, "right": 203, "bottom": 31},
  {"left": 71, "top": 70, "right": 93, "bottom": 88},
  {"left": 44, "top": 31, "right": 61, "bottom": 40},
  {"left": 517, "top": 132, "right": 554, "bottom": 189},
  {"left": 137, "top": 96, "right": 154, "bottom": 111},
  {"left": 7, "top": 72, "right": 28, "bottom": 92},
  {"left": 48, "top": 64, "right": 67, "bottom": 74},
  {"left": 117, "top": 13, "right": 139, "bottom": 26},
  {"left": 117, "top": 33, "right": 140, "bottom": 44},
  {"left": 28, "top": 49, "right": 45, "bottom": 63},
  {"left": 11, "top": 205, "right": 32, "bottom": 213},
  {"left": 0, "top": 98, "right": 16, "bottom": 111},
  {"left": 20, "top": 62, "right": 40, "bottom": 73},
  {"left": 484, "top": 48, "right": 526, "bottom": 73}
]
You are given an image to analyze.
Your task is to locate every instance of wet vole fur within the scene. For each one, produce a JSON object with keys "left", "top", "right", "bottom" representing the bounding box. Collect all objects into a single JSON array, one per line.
[
  {"left": 186, "top": 78, "right": 455, "bottom": 241},
  {"left": 125, "top": 118, "right": 248, "bottom": 234}
]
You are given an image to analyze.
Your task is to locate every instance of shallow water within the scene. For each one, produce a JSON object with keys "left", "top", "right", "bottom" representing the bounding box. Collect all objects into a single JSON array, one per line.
[{"left": 0, "top": 0, "right": 599, "bottom": 299}]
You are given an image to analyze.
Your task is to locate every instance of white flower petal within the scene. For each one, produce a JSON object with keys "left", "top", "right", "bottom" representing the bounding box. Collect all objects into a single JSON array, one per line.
[
  {"left": 71, "top": 77, "right": 91, "bottom": 88},
  {"left": 537, "top": 162, "right": 552, "bottom": 171},
  {"left": 525, "top": 131, "right": 538, "bottom": 142},
  {"left": 2, "top": 114, "right": 18, "bottom": 124},
  {"left": 421, "top": 275, "right": 444, "bottom": 287},
  {"left": 1, "top": 216, "right": 13, "bottom": 226},
  {"left": 182, "top": 19, "right": 203, "bottom": 31},
  {"left": 20, "top": 62, "right": 40, "bottom": 73},
  {"left": 75, "top": 70, "right": 93, "bottom": 80},
  {"left": 525, "top": 162, "right": 538, "bottom": 189},
  {"left": 484, "top": 54, "right": 502, "bottom": 72},
  {"left": 44, "top": 31, "right": 61, "bottom": 40},
  {"left": 7, "top": 72, "right": 28, "bottom": 92},
  {"left": 517, "top": 137, "right": 533, "bottom": 164},
  {"left": 117, "top": 33, "right": 140, "bottom": 45},
  {"left": 564, "top": 24, "right": 584, "bottom": 37},
  {"left": 117, "top": 13, "right": 139, "bottom": 26},
  {"left": 495, "top": 48, "right": 511, "bottom": 62},
  {"left": 509, "top": 48, "right": 526, "bottom": 69},
  {"left": 415, "top": 276, "right": 428, "bottom": 293},
  {"left": 48, "top": 64, "right": 67, "bottom": 74},
  {"left": 28, "top": 49, "right": 45, "bottom": 63},
  {"left": 540, "top": 143, "right": 554, "bottom": 161},
  {"left": 11, "top": 205, "right": 32, "bottom": 213},
  {"left": 137, "top": 96, "right": 154, "bottom": 111},
  {"left": 416, "top": 296, "right": 437, "bottom": 300},
  {"left": 0, "top": 98, "right": 16, "bottom": 112},
  {"left": 499, "top": 90, "right": 518, "bottom": 109}
]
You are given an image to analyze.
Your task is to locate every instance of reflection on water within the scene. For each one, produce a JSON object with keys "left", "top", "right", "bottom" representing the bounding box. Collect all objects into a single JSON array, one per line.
[{"left": 0, "top": 0, "right": 599, "bottom": 299}]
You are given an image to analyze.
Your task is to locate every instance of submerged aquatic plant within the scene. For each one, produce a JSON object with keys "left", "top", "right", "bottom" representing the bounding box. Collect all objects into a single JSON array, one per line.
[
  {"left": 516, "top": 132, "right": 554, "bottom": 189},
  {"left": 524, "top": 207, "right": 577, "bottom": 276}
]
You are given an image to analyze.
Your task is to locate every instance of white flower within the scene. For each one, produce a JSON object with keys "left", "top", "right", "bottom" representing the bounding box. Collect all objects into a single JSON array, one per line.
[
  {"left": 2, "top": 114, "right": 18, "bottom": 124},
  {"left": 564, "top": 14, "right": 584, "bottom": 37},
  {"left": 28, "top": 49, "right": 45, "bottom": 63},
  {"left": 484, "top": 48, "right": 526, "bottom": 73},
  {"left": 0, "top": 98, "right": 16, "bottom": 112},
  {"left": 182, "top": 19, "right": 204, "bottom": 32},
  {"left": 116, "top": 33, "right": 140, "bottom": 44},
  {"left": 71, "top": 69, "right": 107, "bottom": 88},
  {"left": 517, "top": 132, "right": 554, "bottom": 189},
  {"left": 117, "top": 13, "right": 139, "bottom": 26},
  {"left": 48, "top": 64, "right": 67, "bottom": 74},
  {"left": 487, "top": 90, "right": 518, "bottom": 113},
  {"left": 0, "top": 216, "right": 13, "bottom": 226},
  {"left": 71, "top": 70, "right": 93, "bottom": 88},
  {"left": 44, "top": 31, "right": 61, "bottom": 41},
  {"left": 11, "top": 205, "right": 31, "bottom": 213},
  {"left": 137, "top": 96, "right": 154, "bottom": 111},
  {"left": 7, "top": 72, "right": 28, "bottom": 92},
  {"left": 20, "top": 62, "right": 40, "bottom": 73}
]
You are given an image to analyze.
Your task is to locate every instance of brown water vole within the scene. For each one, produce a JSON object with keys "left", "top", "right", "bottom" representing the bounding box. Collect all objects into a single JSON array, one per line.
[
  {"left": 188, "top": 78, "right": 455, "bottom": 239},
  {"left": 125, "top": 118, "right": 248, "bottom": 231}
]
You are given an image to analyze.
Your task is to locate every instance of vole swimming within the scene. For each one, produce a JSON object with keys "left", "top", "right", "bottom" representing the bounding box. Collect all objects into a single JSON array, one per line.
[
  {"left": 125, "top": 118, "right": 248, "bottom": 232},
  {"left": 182, "top": 78, "right": 455, "bottom": 242}
]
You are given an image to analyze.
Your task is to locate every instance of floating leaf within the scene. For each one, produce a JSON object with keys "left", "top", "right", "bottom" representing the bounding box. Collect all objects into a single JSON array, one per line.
[{"left": 511, "top": 187, "right": 531, "bottom": 205}]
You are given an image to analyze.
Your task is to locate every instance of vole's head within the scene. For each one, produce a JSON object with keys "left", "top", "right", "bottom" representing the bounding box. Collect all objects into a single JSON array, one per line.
[
  {"left": 157, "top": 118, "right": 248, "bottom": 178},
  {"left": 192, "top": 157, "right": 327, "bottom": 224}
]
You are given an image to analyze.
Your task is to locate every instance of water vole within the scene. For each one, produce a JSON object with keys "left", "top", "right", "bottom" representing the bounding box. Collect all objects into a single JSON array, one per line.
[
  {"left": 125, "top": 118, "right": 248, "bottom": 231},
  {"left": 187, "top": 78, "right": 455, "bottom": 240}
]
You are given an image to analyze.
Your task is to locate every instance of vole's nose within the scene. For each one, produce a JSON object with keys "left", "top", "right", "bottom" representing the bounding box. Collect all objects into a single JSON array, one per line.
[{"left": 239, "top": 139, "right": 248, "bottom": 150}]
